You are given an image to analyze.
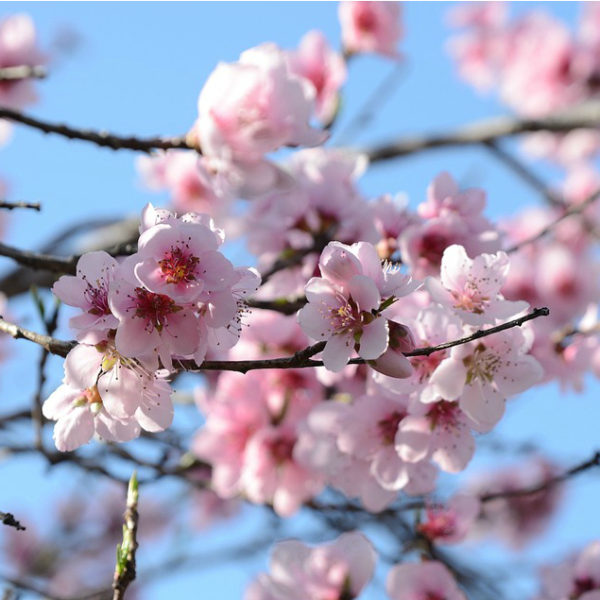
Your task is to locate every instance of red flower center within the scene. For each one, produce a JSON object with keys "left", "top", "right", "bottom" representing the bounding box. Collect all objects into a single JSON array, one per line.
[
  {"left": 159, "top": 246, "right": 200, "bottom": 284},
  {"left": 131, "top": 287, "right": 181, "bottom": 332}
]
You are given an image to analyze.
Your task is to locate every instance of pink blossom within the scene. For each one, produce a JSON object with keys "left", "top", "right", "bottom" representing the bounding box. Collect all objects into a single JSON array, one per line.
[
  {"left": 287, "top": 30, "right": 347, "bottom": 125},
  {"left": 401, "top": 173, "right": 501, "bottom": 278},
  {"left": 395, "top": 400, "right": 476, "bottom": 474},
  {"left": 429, "top": 328, "right": 543, "bottom": 432},
  {"left": 109, "top": 255, "right": 201, "bottom": 371},
  {"left": 135, "top": 217, "right": 235, "bottom": 304},
  {"left": 245, "top": 531, "right": 376, "bottom": 600},
  {"left": 0, "top": 14, "right": 46, "bottom": 109},
  {"left": 536, "top": 540, "right": 600, "bottom": 600},
  {"left": 298, "top": 240, "right": 418, "bottom": 372},
  {"left": 387, "top": 561, "right": 467, "bottom": 600},
  {"left": 43, "top": 344, "right": 173, "bottom": 451},
  {"left": 196, "top": 43, "right": 326, "bottom": 165},
  {"left": 137, "top": 150, "right": 231, "bottom": 217},
  {"left": 417, "top": 493, "right": 480, "bottom": 544},
  {"left": 339, "top": 2, "right": 403, "bottom": 58},
  {"left": 52, "top": 251, "right": 119, "bottom": 343},
  {"left": 193, "top": 370, "right": 324, "bottom": 515},
  {"left": 426, "top": 244, "right": 528, "bottom": 326}
]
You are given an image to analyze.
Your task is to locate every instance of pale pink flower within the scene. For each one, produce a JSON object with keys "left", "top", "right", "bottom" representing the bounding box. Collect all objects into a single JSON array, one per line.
[
  {"left": 430, "top": 328, "right": 543, "bottom": 431},
  {"left": 52, "top": 251, "right": 119, "bottom": 343},
  {"left": 43, "top": 344, "right": 173, "bottom": 451},
  {"left": 109, "top": 256, "right": 200, "bottom": 371},
  {"left": 387, "top": 561, "right": 467, "bottom": 600},
  {"left": 339, "top": 1, "right": 403, "bottom": 58},
  {"left": 500, "top": 13, "right": 583, "bottom": 118},
  {"left": 196, "top": 43, "right": 326, "bottom": 165},
  {"left": 536, "top": 540, "right": 600, "bottom": 600},
  {"left": 395, "top": 400, "right": 476, "bottom": 474},
  {"left": 135, "top": 218, "right": 236, "bottom": 304},
  {"left": 137, "top": 151, "right": 231, "bottom": 217},
  {"left": 295, "top": 401, "right": 399, "bottom": 512},
  {"left": 287, "top": 30, "right": 347, "bottom": 125},
  {"left": 417, "top": 493, "right": 481, "bottom": 544},
  {"left": 245, "top": 531, "right": 376, "bottom": 600},
  {"left": 401, "top": 173, "right": 501, "bottom": 278},
  {"left": 0, "top": 14, "right": 46, "bottom": 109},
  {"left": 298, "top": 241, "right": 418, "bottom": 372},
  {"left": 426, "top": 244, "right": 528, "bottom": 326},
  {"left": 193, "top": 370, "right": 323, "bottom": 515}
]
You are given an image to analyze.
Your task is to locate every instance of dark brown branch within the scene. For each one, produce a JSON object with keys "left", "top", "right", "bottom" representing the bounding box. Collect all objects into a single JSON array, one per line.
[
  {"left": 364, "top": 101, "right": 600, "bottom": 162},
  {"left": 246, "top": 297, "right": 307, "bottom": 316},
  {"left": 0, "top": 308, "right": 550, "bottom": 373},
  {"left": 0, "top": 242, "right": 77, "bottom": 274},
  {"left": 112, "top": 473, "right": 139, "bottom": 600},
  {"left": 0, "top": 65, "right": 46, "bottom": 81},
  {"left": 0, "top": 107, "right": 191, "bottom": 153},
  {"left": 0, "top": 511, "right": 25, "bottom": 531},
  {"left": 0, "top": 200, "right": 41, "bottom": 211}
]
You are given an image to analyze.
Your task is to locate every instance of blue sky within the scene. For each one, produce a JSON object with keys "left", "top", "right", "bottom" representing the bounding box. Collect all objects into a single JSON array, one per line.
[{"left": 1, "top": 3, "right": 599, "bottom": 599}]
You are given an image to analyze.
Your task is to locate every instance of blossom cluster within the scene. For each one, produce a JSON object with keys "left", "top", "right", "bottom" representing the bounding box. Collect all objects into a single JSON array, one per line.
[{"left": 44, "top": 204, "right": 259, "bottom": 451}]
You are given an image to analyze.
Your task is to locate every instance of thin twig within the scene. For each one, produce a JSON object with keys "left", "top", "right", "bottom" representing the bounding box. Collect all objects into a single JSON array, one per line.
[
  {"left": 0, "top": 512, "right": 25, "bottom": 531},
  {"left": 0, "top": 65, "right": 46, "bottom": 81},
  {"left": 507, "top": 188, "right": 600, "bottom": 253},
  {"left": 112, "top": 472, "right": 139, "bottom": 600},
  {"left": 0, "top": 107, "right": 191, "bottom": 153},
  {"left": 0, "top": 308, "right": 550, "bottom": 373},
  {"left": 364, "top": 101, "right": 600, "bottom": 163},
  {"left": 0, "top": 200, "right": 41, "bottom": 211},
  {"left": 480, "top": 450, "right": 600, "bottom": 502}
]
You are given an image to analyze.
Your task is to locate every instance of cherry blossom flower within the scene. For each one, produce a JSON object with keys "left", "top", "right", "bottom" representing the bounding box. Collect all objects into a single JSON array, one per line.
[
  {"left": 387, "top": 561, "right": 467, "bottom": 600},
  {"left": 286, "top": 30, "right": 347, "bottom": 125},
  {"left": 52, "top": 251, "right": 119, "bottom": 343},
  {"left": 135, "top": 217, "right": 236, "bottom": 304},
  {"left": 193, "top": 370, "right": 324, "bottom": 515},
  {"left": 298, "top": 240, "right": 418, "bottom": 372},
  {"left": 109, "top": 257, "right": 201, "bottom": 371},
  {"left": 426, "top": 244, "right": 528, "bottom": 326},
  {"left": 245, "top": 531, "right": 376, "bottom": 600},
  {"left": 196, "top": 43, "right": 326, "bottom": 165},
  {"left": 43, "top": 343, "right": 173, "bottom": 451},
  {"left": 137, "top": 150, "right": 232, "bottom": 218},
  {"left": 429, "top": 328, "right": 543, "bottom": 432},
  {"left": 417, "top": 493, "right": 480, "bottom": 544},
  {"left": 536, "top": 540, "right": 600, "bottom": 600},
  {"left": 395, "top": 400, "right": 477, "bottom": 474},
  {"left": 339, "top": 1, "right": 403, "bottom": 58}
]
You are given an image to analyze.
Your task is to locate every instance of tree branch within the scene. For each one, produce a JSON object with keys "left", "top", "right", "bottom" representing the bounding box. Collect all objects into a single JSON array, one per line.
[
  {"left": 364, "top": 101, "right": 600, "bottom": 162},
  {"left": 112, "top": 472, "right": 139, "bottom": 600},
  {"left": 0, "top": 107, "right": 191, "bottom": 153},
  {"left": 0, "top": 512, "right": 25, "bottom": 531},
  {"left": 0, "top": 65, "right": 46, "bottom": 81},
  {"left": 0, "top": 308, "right": 550, "bottom": 373},
  {"left": 0, "top": 200, "right": 41, "bottom": 211}
]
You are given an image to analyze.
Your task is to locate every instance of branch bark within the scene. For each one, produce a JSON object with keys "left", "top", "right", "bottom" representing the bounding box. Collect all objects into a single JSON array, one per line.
[
  {"left": 0, "top": 307, "right": 550, "bottom": 372},
  {"left": 364, "top": 101, "right": 600, "bottom": 163},
  {"left": 0, "top": 107, "right": 191, "bottom": 153}
]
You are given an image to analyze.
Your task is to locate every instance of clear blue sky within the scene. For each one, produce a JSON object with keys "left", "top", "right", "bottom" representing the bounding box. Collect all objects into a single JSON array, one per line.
[{"left": 1, "top": 3, "right": 598, "bottom": 599}]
